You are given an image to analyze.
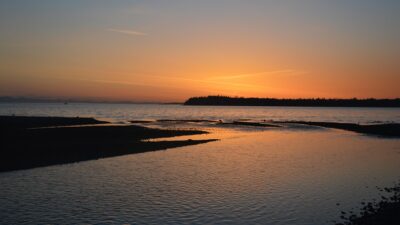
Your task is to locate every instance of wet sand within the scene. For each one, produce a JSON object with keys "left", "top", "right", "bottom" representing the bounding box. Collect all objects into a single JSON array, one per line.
[
  {"left": 278, "top": 121, "right": 400, "bottom": 137},
  {"left": 0, "top": 116, "right": 216, "bottom": 172},
  {"left": 128, "top": 118, "right": 400, "bottom": 137},
  {"left": 225, "top": 121, "right": 280, "bottom": 127}
]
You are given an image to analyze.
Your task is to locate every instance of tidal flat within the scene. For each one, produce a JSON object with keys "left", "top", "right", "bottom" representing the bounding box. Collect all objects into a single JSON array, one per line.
[{"left": 0, "top": 116, "right": 216, "bottom": 172}]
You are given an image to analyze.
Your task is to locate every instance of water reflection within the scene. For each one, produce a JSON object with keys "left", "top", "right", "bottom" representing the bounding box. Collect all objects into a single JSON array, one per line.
[{"left": 0, "top": 127, "right": 399, "bottom": 224}]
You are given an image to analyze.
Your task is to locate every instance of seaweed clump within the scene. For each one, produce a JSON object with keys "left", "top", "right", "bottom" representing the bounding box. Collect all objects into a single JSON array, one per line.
[{"left": 335, "top": 182, "right": 400, "bottom": 225}]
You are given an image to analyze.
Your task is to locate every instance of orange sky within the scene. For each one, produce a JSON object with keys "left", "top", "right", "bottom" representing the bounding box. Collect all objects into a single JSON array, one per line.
[{"left": 1, "top": 1, "right": 399, "bottom": 102}]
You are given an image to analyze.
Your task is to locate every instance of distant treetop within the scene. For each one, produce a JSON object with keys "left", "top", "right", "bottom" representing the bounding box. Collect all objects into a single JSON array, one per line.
[{"left": 184, "top": 96, "right": 400, "bottom": 107}]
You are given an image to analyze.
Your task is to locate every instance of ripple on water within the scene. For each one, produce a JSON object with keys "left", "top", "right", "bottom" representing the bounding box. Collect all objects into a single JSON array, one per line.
[{"left": 0, "top": 127, "right": 400, "bottom": 224}]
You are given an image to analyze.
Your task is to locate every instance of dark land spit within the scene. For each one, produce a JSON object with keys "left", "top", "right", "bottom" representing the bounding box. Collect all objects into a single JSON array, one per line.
[
  {"left": 0, "top": 115, "right": 109, "bottom": 130},
  {"left": 130, "top": 120, "right": 155, "bottom": 124},
  {"left": 0, "top": 116, "right": 215, "bottom": 172},
  {"left": 185, "top": 96, "right": 400, "bottom": 107},
  {"left": 278, "top": 121, "right": 400, "bottom": 137},
  {"left": 218, "top": 121, "right": 281, "bottom": 128},
  {"left": 157, "top": 119, "right": 217, "bottom": 123}
]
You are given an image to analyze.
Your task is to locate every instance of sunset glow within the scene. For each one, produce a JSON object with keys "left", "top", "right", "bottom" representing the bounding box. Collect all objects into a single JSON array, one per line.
[{"left": 1, "top": 1, "right": 399, "bottom": 102}]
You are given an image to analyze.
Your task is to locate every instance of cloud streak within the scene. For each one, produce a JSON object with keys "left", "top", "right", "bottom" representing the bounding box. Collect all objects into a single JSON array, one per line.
[
  {"left": 207, "top": 70, "right": 308, "bottom": 81},
  {"left": 107, "top": 28, "right": 147, "bottom": 36}
]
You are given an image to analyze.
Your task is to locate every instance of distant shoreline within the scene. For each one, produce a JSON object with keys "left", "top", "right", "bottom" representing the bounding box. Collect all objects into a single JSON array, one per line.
[
  {"left": 0, "top": 96, "right": 172, "bottom": 105},
  {"left": 184, "top": 96, "right": 400, "bottom": 107}
]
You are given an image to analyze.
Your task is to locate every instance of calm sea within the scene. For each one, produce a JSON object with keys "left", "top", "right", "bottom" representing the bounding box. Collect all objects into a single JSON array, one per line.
[
  {"left": 0, "top": 103, "right": 400, "bottom": 225},
  {"left": 0, "top": 102, "right": 399, "bottom": 123}
]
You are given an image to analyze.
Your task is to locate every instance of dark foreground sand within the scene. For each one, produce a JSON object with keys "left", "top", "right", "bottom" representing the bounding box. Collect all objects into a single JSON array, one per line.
[{"left": 0, "top": 116, "right": 216, "bottom": 172}]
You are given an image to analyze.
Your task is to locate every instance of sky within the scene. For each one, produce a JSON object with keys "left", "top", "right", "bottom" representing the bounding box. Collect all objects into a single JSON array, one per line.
[{"left": 1, "top": 0, "right": 399, "bottom": 102}]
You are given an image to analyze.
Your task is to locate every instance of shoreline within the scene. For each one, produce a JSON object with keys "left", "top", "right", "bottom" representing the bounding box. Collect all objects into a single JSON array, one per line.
[
  {"left": 1, "top": 116, "right": 216, "bottom": 173},
  {"left": 143, "top": 119, "right": 400, "bottom": 138},
  {"left": 278, "top": 121, "right": 400, "bottom": 138}
]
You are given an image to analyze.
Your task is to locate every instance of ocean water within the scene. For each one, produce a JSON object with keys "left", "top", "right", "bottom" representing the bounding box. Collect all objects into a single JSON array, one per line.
[
  {"left": 0, "top": 102, "right": 399, "bottom": 124},
  {"left": 1, "top": 103, "right": 400, "bottom": 225}
]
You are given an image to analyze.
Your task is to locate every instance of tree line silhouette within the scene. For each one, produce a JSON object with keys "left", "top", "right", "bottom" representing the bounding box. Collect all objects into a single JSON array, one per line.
[{"left": 184, "top": 96, "right": 400, "bottom": 107}]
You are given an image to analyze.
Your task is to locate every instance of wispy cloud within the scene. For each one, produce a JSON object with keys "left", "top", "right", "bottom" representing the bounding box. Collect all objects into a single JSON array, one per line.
[
  {"left": 207, "top": 70, "right": 307, "bottom": 81},
  {"left": 144, "top": 74, "right": 268, "bottom": 91},
  {"left": 107, "top": 28, "right": 148, "bottom": 36}
]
